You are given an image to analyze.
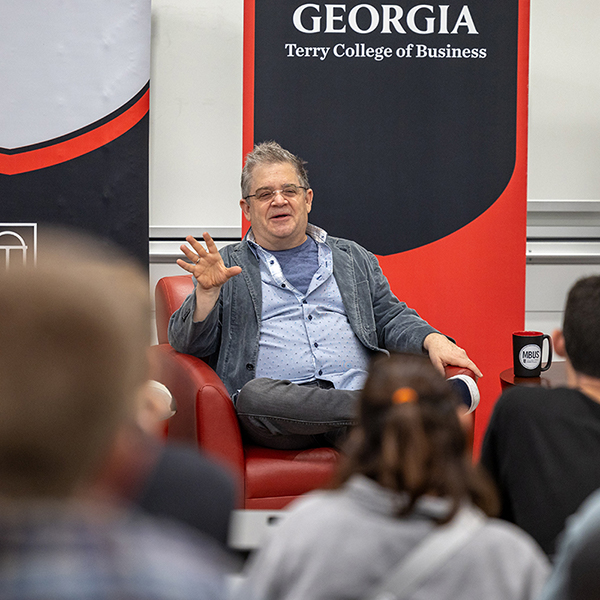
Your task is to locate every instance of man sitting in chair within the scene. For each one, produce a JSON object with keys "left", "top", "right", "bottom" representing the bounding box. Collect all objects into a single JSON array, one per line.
[{"left": 169, "top": 141, "right": 481, "bottom": 450}]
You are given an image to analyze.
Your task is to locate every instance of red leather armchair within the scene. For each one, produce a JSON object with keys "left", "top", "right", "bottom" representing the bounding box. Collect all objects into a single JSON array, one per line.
[
  {"left": 150, "top": 275, "right": 477, "bottom": 509},
  {"left": 150, "top": 275, "right": 339, "bottom": 509}
]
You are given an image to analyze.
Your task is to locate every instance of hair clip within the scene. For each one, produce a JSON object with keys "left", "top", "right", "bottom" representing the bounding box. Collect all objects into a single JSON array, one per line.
[{"left": 392, "top": 387, "right": 418, "bottom": 405}]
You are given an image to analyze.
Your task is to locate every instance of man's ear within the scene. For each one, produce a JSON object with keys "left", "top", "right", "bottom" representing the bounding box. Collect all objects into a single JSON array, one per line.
[
  {"left": 552, "top": 329, "right": 567, "bottom": 358},
  {"left": 240, "top": 198, "right": 251, "bottom": 221},
  {"left": 305, "top": 188, "right": 313, "bottom": 213}
]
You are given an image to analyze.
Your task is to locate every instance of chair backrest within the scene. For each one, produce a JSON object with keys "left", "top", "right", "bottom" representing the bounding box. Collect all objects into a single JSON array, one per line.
[{"left": 155, "top": 275, "right": 195, "bottom": 344}]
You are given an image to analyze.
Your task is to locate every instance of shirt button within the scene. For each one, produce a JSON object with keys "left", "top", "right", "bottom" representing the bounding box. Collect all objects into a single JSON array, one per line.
[
  {"left": 308, "top": 315, "right": 313, "bottom": 320},
  {"left": 314, "top": 342, "right": 318, "bottom": 348},
  {"left": 318, "top": 370, "right": 323, "bottom": 376},
  {"left": 281, "top": 283, "right": 286, "bottom": 288},
  {"left": 270, "top": 260, "right": 274, "bottom": 265},
  {"left": 246, "top": 363, "right": 254, "bottom": 371}
]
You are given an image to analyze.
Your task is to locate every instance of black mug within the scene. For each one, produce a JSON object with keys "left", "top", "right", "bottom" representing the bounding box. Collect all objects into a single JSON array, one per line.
[{"left": 513, "top": 331, "right": 553, "bottom": 377}]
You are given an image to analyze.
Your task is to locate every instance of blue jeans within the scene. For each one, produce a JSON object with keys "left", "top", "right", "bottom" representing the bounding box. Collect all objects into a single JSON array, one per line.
[{"left": 235, "top": 378, "right": 359, "bottom": 450}]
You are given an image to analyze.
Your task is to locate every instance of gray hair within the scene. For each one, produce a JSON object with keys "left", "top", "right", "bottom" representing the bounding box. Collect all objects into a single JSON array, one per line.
[{"left": 241, "top": 141, "right": 310, "bottom": 200}]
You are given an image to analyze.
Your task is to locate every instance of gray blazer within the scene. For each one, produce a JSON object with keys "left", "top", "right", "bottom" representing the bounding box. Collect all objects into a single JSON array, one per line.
[{"left": 168, "top": 230, "right": 438, "bottom": 396}]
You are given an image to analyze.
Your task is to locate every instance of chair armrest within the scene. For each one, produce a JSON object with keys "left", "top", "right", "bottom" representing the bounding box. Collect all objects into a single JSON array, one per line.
[
  {"left": 148, "top": 344, "right": 245, "bottom": 481},
  {"left": 155, "top": 275, "right": 195, "bottom": 345},
  {"left": 443, "top": 365, "right": 477, "bottom": 454},
  {"left": 444, "top": 365, "right": 477, "bottom": 381}
]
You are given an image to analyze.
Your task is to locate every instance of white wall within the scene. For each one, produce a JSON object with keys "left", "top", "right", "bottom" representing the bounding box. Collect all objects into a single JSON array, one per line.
[
  {"left": 526, "top": 259, "right": 600, "bottom": 335},
  {"left": 149, "top": 0, "right": 243, "bottom": 234},
  {"left": 525, "top": 0, "right": 600, "bottom": 334},
  {"left": 525, "top": 201, "right": 600, "bottom": 335},
  {"left": 528, "top": 0, "right": 600, "bottom": 201}
]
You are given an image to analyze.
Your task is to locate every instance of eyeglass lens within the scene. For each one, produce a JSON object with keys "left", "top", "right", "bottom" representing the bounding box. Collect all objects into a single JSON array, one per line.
[{"left": 256, "top": 186, "right": 303, "bottom": 201}]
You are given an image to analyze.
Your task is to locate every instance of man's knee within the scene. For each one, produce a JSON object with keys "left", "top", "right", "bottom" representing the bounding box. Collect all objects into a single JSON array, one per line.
[
  {"left": 236, "top": 378, "right": 359, "bottom": 422},
  {"left": 236, "top": 378, "right": 285, "bottom": 416}
]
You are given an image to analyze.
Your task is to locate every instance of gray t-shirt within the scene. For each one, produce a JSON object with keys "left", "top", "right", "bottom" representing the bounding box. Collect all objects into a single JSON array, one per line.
[{"left": 270, "top": 236, "right": 318, "bottom": 295}]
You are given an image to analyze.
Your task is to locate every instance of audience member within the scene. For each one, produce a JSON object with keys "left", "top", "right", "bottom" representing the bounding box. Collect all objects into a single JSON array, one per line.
[
  {"left": 135, "top": 441, "right": 238, "bottom": 548},
  {"left": 240, "top": 353, "right": 549, "bottom": 600},
  {"left": 481, "top": 275, "right": 600, "bottom": 557},
  {"left": 138, "top": 380, "right": 239, "bottom": 547},
  {"left": 169, "top": 140, "right": 481, "bottom": 450},
  {"left": 538, "top": 486, "right": 600, "bottom": 600},
  {"left": 92, "top": 378, "right": 239, "bottom": 549},
  {"left": 0, "top": 231, "right": 231, "bottom": 599}
]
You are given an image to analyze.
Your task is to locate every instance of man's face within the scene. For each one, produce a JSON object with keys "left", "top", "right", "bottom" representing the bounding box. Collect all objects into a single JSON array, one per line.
[{"left": 240, "top": 162, "right": 313, "bottom": 251}]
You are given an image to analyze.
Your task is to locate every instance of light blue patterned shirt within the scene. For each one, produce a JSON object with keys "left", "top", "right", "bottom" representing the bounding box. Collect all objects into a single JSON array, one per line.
[{"left": 248, "top": 225, "right": 371, "bottom": 390}]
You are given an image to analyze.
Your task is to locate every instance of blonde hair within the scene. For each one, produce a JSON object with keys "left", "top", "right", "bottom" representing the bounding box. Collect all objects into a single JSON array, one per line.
[{"left": 0, "top": 231, "right": 150, "bottom": 498}]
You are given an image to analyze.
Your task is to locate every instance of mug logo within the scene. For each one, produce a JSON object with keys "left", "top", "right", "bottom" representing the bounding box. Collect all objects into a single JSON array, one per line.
[{"left": 519, "top": 344, "right": 541, "bottom": 370}]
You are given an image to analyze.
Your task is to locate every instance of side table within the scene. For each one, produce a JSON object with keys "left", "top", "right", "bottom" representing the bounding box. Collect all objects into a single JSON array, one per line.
[{"left": 500, "top": 361, "right": 568, "bottom": 390}]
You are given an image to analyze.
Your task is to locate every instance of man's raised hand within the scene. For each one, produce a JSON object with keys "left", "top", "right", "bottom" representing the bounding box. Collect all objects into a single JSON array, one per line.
[
  {"left": 177, "top": 233, "right": 242, "bottom": 290},
  {"left": 177, "top": 233, "right": 242, "bottom": 322}
]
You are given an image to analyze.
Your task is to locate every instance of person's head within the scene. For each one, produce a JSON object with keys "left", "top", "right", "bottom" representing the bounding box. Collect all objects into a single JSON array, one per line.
[
  {"left": 335, "top": 353, "right": 498, "bottom": 521},
  {"left": 0, "top": 230, "right": 151, "bottom": 499},
  {"left": 239, "top": 141, "right": 313, "bottom": 251},
  {"left": 554, "top": 275, "right": 600, "bottom": 379}
]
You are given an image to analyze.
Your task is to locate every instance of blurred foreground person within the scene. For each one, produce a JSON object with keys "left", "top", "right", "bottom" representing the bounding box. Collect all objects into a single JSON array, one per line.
[
  {"left": 134, "top": 381, "right": 239, "bottom": 548},
  {"left": 539, "top": 487, "right": 600, "bottom": 600},
  {"left": 0, "top": 232, "right": 229, "bottom": 599},
  {"left": 241, "top": 353, "right": 549, "bottom": 600},
  {"left": 90, "top": 376, "right": 239, "bottom": 551}
]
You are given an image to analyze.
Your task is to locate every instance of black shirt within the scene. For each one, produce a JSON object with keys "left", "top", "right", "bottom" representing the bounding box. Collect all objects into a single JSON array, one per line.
[{"left": 481, "top": 385, "right": 600, "bottom": 557}]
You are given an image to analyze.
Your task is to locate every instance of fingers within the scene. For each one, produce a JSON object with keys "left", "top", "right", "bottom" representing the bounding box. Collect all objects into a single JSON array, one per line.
[
  {"left": 176, "top": 236, "right": 209, "bottom": 277},
  {"left": 452, "top": 347, "right": 483, "bottom": 378},
  {"left": 176, "top": 233, "right": 242, "bottom": 286},
  {"left": 179, "top": 237, "right": 202, "bottom": 263},
  {"left": 424, "top": 334, "right": 483, "bottom": 379},
  {"left": 448, "top": 348, "right": 483, "bottom": 377},
  {"left": 179, "top": 233, "right": 217, "bottom": 264},
  {"left": 430, "top": 356, "right": 447, "bottom": 376},
  {"left": 176, "top": 258, "right": 195, "bottom": 274},
  {"left": 202, "top": 232, "right": 219, "bottom": 254},
  {"left": 445, "top": 348, "right": 483, "bottom": 379},
  {"left": 184, "top": 234, "right": 208, "bottom": 257},
  {"left": 426, "top": 353, "right": 445, "bottom": 375},
  {"left": 465, "top": 359, "right": 483, "bottom": 379},
  {"left": 225, "top": 265, "right": 243, "bottom": 279}
]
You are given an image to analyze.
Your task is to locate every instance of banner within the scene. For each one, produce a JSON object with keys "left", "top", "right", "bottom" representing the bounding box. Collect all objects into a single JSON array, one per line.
[
  {"left": 0, "top": 1, "right": 151, "bottom": 266},
  {"left": 245, "top": 0, "right": 530, "bottom": 451}
]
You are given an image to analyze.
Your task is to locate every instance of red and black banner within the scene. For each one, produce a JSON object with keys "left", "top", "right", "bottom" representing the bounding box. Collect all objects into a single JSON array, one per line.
[
  {"left": 0, "top": 1, "right": 151, "bottom": 266},
  {"left": 244, "top": 0, "right": 530, "bottom": 450}
]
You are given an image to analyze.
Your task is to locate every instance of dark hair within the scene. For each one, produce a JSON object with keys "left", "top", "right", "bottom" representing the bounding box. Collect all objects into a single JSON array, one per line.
[
  {"left": 241, "top": 141, "right": 310, "bottom": 200},
  {"left": 334, "top": 353, "right": 498, "bottom": 522},
  {"left": 563, "top": 275, "right": 600, "bottom": 379}
]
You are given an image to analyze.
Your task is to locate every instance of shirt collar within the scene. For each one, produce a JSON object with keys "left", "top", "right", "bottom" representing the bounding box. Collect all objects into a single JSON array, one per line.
[
  {"left": 345, "top": 474, "right": 457, "bottom": 520},
  {"left": 246, "top": 223, "right": 328, "bottom": 257}
]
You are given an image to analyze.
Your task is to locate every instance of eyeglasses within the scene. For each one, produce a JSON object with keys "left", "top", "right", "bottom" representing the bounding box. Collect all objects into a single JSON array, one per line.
[{"left": 244, "top": 184, "right": 308, "bottom": 202}]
